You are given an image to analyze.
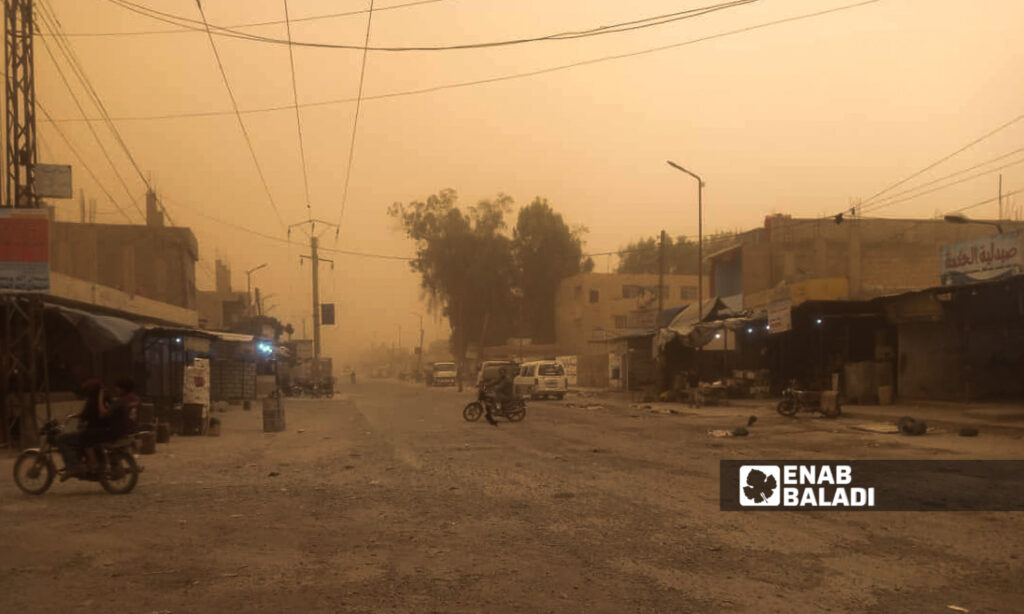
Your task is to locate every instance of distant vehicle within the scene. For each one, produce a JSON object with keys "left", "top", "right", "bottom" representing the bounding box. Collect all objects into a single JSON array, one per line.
[
  {"left": 428, "top": 362, "right": 457, "bottom": 387},
  {"left": 476, "top": 360, "right": 519, "bottom": 387},
  {"left": 514, "top": 360, "right": 568, "bottom": 400}
]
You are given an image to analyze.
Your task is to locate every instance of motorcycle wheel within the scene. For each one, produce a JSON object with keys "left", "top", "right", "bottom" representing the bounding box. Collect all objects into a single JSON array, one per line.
[
  {"left": 506, "top": 406, "right": 526, "bottom": 422},
  {"left": 99, "top": 450, "right": 139, "bottom": 495},
  {"left": 463, "top": 402, "right": 484, "bottom": 422},
  {"left": 13, "top": 450, "right": 55, "bottom": 495},
  {"left": 822, "top": 403, "right": 842, "bottom": 419},
  {"left": 776, "top": 399, "right": 798, "bottom": 417},
  {"left": 505, "top": 401, "right": 524, "bottom": 423}
]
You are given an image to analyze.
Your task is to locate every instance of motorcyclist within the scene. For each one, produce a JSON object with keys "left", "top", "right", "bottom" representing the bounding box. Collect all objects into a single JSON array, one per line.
[
  {"left": 482, "top": 367, "right": 515, "bottom": 427},
  {"left": 56, "top": 379, "right": 107, "bottom": 477}
]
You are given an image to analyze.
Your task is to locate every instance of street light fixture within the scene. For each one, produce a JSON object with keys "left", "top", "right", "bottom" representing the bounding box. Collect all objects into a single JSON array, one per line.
[
  {"left": 666, "top": 160, "right": 705, "bottom": 323},
  {"left": 943, "top": 213, "right": 1004, "bottom": 234},
  {"left": 246, "top": 263, "right": 268, "bottom": 314}
]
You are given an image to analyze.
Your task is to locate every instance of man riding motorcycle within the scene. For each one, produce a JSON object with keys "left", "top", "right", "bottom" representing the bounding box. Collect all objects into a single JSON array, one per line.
[{"left": 481, "top": 367, "right": 515, "bottom": 427}]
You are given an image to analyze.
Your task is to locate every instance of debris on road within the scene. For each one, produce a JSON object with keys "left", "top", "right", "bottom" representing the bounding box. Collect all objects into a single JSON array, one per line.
[
  {"left": 707, "top": 429, "right": 734, "bottom": 438},
  {"left": 947, "top": 606, "right": 969, "bottom": 613},
  {"left": 747, "top": 415, "right": 758, "bottom": 426},
  {"left": 958, "top": 427, "right": 979, "bottom": 437},
  {"left": 731, "top": 427, "right": 749, "bottom": 437},
  {"left": 850, "top": 423, "right": 900, "bottom": 434},
  {"left": 897, "top": 416, "right": 928, "bottom": 436},
  {"left": 268, "top": 472, "right": 280, "bottom": 477}
]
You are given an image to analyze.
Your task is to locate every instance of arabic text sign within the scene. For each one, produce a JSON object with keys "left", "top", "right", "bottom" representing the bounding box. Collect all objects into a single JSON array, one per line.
[
  {"left": 940, "top": 232, "right": 1023, "bottom": 285},
  {"left": 0, "top": 208, "right": 50, "bottom": 292}
]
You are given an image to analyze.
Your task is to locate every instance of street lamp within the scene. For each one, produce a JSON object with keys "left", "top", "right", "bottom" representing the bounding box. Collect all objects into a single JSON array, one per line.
[
  {"left": 943, "top": 213, "right": 1004, "bottom": 234},
  {"left": 667, "top": 161, "right": 705, "bottom": 323},
  {"left": 246, "top": 263, "right": 268, "bottom": 315}
]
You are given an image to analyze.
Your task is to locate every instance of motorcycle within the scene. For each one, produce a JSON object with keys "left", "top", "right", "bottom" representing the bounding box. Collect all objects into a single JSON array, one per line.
[
  {"left": 463, "top": 386, "right": 526, "bottom": 423},
  {"left": 776, "top": 385, "right": 841, "bottom": 418},
  {"left": 12, "top": 415, "right": 142, "bottom": 495}
]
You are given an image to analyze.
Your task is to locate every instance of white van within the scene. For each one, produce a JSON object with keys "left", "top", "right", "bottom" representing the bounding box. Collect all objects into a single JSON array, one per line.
[{"left": 514, "top": 360, "right": 568, "bottom": 400}]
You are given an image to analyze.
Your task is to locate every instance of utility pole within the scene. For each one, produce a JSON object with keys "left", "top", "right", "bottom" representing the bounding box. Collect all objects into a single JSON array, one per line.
[
  {"left": 998, "top": 174, "right": 1003, "bottom": 221},
  {"left": 79, "top": 189, "right": 85, "bottom": 223},
  {"left": 254, "top": 287, "right": 262, "bottom": 316},
  {"left": 291, "top": 219, "right": 337, "bottom": 380},
  {"left": 245, "top": 263, "right": 268, "bottom": 316},
  {"left": 2, "top": 0, "right": 49, "bottom": 449},
  {"left": 657, "top": 229, "right": 666, "bottom": 317}
]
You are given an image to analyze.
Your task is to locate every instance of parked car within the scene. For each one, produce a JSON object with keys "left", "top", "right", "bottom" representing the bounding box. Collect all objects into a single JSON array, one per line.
[
  {"left": 428, "top": 362, "right": 457, "bottom": 386},
  {"left": 476, "top": 360, "right": 519, "bottom": 388},
  {"left": 514, "top": 360, "right": 568, "bottom": 400}
]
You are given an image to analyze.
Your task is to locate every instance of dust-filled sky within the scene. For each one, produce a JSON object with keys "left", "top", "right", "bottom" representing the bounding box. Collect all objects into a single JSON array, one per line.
[{"left": 31, "top": 0, "right": 1024, "bottom": 362}]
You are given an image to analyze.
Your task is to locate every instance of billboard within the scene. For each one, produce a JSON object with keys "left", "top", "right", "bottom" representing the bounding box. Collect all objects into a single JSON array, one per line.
[
  {"left": 0, "top": 208, "right": 50, "bottom": 292},
  {"left": 940, "top": 232, "right": 1023, "bottom": 286}
]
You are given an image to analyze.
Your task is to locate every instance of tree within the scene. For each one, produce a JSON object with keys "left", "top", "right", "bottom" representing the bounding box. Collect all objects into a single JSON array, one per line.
[
  {"left": 388, "top": 189, "right": 517, "bottom": 375},
  {"left": 512, "top": 198, "right": 587, "bottom": 343},
  {"left": 617, "top": 231, "right": 736, "bottom": 275}
]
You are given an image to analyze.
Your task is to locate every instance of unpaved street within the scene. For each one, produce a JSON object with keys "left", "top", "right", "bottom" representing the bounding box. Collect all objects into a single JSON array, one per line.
[{"left": 2, "top": 381, "right": 1023, "bottom": 613}]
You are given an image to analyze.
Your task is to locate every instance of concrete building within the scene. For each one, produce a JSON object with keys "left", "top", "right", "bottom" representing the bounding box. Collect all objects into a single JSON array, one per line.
[
  {"left": 708, "top": 214, "right": 1024, "bottom": 311},
  {"left": 197, "top": 260, "right": 250, "bottom": 331},
  {"left": 555, "top": 272, "right": 703, "bottom": 356},
  {"left": 47, "top": 192, "right": 199, "bottom": 324}
]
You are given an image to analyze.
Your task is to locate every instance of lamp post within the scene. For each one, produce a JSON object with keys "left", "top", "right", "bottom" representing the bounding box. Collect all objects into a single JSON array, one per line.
[
  {"left": 943, "top": 213, "right": 1004, "bottom": 234},
  {"left": 245, "top": 263, "right": 268, "bottom": 315},
  {"left": 666, "top": 161, "right": 705, "bottom": 321},
  {"left": 668, "top": 160, "right": 705, "bottom": 384}
]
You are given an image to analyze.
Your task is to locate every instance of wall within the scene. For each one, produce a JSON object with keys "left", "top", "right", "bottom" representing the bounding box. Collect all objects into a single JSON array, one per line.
[
  {"left": 897, "top": 320, "right": 964, "bottom": 401},
  {"left": 722, "top": 217, "right": 1024, "bottom": 310},
  {"left": 555, "top": 272, "right": 704, "bottom": 356},
  {"left": 50, "top": 221, "right": 198, "bottom": 310}
]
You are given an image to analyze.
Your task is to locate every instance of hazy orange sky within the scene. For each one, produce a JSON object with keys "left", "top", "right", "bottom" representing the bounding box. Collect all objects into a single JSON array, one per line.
[{"left": 32, "top": 0, "right": 1024, "bottom": 361}]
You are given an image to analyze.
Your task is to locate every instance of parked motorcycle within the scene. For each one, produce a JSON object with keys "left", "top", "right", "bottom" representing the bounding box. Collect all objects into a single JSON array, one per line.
[
  {"left": 776, "top": 385, "right": 841, "bottom": 418},
  {"left": 463, "top": 386, "right": 526, "bottom": 423},
  {"left": 12, "top": 415, "right": 142, "bottom": 495}
]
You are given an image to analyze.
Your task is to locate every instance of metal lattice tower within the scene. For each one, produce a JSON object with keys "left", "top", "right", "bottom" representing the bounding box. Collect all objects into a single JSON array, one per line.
[
  {"left": 4, "top": 0, "right": 37, "bottom": 209},
  {"left": 2, "top": 0, "right": 47, "bottom": 448}
]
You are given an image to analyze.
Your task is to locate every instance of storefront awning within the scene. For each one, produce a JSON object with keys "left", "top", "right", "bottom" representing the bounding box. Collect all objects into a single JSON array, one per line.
[{"left": 47, "top": 304, "right": 140, "bottom": 350}]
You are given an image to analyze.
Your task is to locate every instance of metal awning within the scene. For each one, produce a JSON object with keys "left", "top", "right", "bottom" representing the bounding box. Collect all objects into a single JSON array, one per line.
[{"left": 46, "top": 304, "right": 141, "bottom": 350}]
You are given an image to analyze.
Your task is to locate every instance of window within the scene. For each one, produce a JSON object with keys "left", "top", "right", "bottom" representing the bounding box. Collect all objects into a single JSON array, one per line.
[
  {"left": 681, "top": 286, "right": 698, "bottom": 300},
  {"left": 539, "top": 363, "right": 564, "bottom": 376},
  {"left": 589, "top": 289, "right": 600, "bottom": 303},
  {"left": 613, "top": 315, "right": 628, "bottom": 329},
  {"left": 574, "top": 285, "right": 582, "bottom": 299},
  {"left": 622, "top": 285, "right": 641, "bottom": 298}
]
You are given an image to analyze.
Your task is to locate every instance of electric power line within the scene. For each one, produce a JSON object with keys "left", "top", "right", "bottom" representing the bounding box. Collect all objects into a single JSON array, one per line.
[
  {"left": 35, "top": 10, "right": 146, "bottom": 221},
  {"left": 283, "top": 0, "right": 312, "bottom": 215},
  {"left": 109, "top": 0, "right": 758, "bottom": 53},
  {"left": 193, "top": 0, "right": 288, "bottom": 231},
  {"left": 37, "top": 0, "right": 176, "bottom": 225},
  {"left": 335, "top": 0, "right": 376, "bottom": 236},
  {"left": 858, "top": 113, "right": 1024, "bottom": 210},
  {"left": 35, "top": 98, "right": 135, "bottom": 222},
  {"left": 48, "top": 0, "right": 444, "bottom": 36},
  {"left": 45, "top": 1, "right": 879, "bottom": 125},
  {"left": 862, "top": 147, "right": 1024, "bottom": 212}
]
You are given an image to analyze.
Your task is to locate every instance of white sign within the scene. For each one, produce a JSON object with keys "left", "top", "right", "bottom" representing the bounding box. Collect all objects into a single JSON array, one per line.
[
  {"left": 184, "top": 357, "right": 211, "bottom": 417},
  {"left": 940, "top": 231, "right": 1023, "bottom": 285},
  {"left": 35, "top": 164, "right": 73, "bottom": 199}
]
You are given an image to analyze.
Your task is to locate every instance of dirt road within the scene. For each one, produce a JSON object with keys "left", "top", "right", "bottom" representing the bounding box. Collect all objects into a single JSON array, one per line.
[{"left": 2, "top": 381, "right": 1022, "bottom": 613}]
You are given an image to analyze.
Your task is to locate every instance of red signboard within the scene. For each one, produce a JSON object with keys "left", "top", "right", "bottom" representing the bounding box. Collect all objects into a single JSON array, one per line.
[{"left": 0, "top": 209, "right": 50, "bottom": 291}]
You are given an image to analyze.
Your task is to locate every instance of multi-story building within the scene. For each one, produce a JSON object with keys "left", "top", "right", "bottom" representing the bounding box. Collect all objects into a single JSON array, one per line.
[{"left": 555, "top": 272, "right": 703, "bottom": 357}]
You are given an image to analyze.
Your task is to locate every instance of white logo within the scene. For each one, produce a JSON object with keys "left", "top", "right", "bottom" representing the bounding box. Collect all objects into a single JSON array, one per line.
[{"left": 739, "top": 465, "right": 780, "bottom": 506}]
